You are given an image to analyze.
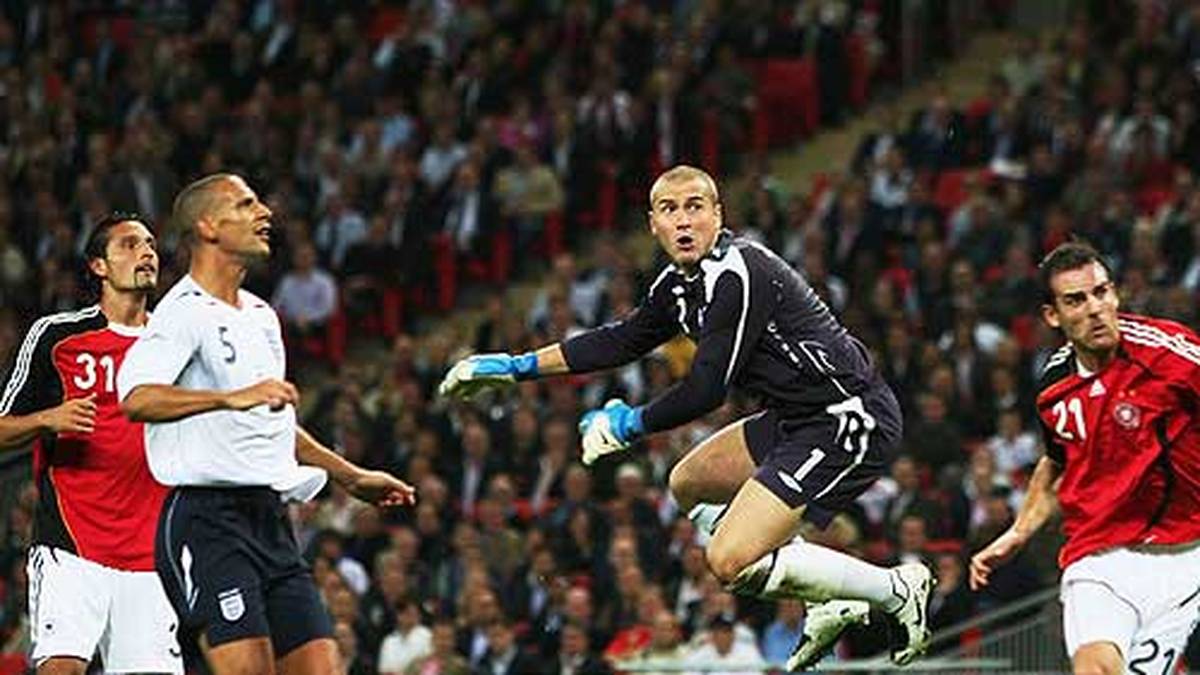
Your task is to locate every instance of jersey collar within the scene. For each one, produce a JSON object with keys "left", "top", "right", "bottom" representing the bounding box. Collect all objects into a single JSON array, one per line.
[{"left": 672, "top": 229, "right": 734, "bottom": 278}]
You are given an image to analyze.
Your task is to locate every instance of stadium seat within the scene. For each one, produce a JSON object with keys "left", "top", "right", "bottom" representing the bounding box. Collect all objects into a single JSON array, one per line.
[
  {"left": 755, "top": 58, "right": 821, "bottom": 147},
  {"left": 490, "top": 227, "right": 513, "bottom": 285},
  {"left": 597, "top": 163, "right": 619, "bottom": 230},
  {"left": 0, "top": 654, "right": 25, "bottom": 675},
  {"left": 542, "top": 211, "right": 565, "bottom": 260},
  {"left": 701, "top": 109, "right": 720, "bottom": 176},
  {"left": 846, "top": 33, "right": 870, "bottom": 109},
  {"left": 932, "top": 169, "right": 989, "bottom": 213},
  {"left": 431, "top": 233, "right": 457, "bottom": 312}
]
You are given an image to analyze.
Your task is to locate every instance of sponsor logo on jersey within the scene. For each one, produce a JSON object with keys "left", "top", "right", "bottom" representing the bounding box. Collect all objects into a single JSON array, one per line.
[
  {"left": 218, "top": 588, "right": 245, "bottom": 622},
  {"left": 1113, "top": 401, "right": 1141, "bottom": 430}
]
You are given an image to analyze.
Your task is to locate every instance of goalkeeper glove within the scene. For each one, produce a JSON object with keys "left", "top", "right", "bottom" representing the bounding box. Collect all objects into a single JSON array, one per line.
[
  {"left": 579, "top": 399, "right": 644, "bottom": 465},
  {"left": 438, "top": 353, "right": 538, "bottom": 400}
]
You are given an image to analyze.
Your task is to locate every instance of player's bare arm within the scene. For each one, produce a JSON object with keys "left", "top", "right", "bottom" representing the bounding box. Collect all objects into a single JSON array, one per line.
[
  {"left": 969, "top": 455, "right": 1062, "bottom": 590},
  {"left": 0, "top": 394, "right": 98, "bottom": 450},
  {"left": 121, "top": 378, "right": 299, "bottom": 422},
  {"left": 295, "top": 427, "right": 416, "bottom": 507}
]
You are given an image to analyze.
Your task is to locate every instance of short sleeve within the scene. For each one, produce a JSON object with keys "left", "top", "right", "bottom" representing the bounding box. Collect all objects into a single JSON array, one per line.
[
  {"left": 117, "top": 304, "right": 201, "bottom": 401},
  {"left": 0, "top": 318, "right": 52, "bottom": 416},
  {"left": 1037, "top": 417, "right": 1065, "bottom": 465}
]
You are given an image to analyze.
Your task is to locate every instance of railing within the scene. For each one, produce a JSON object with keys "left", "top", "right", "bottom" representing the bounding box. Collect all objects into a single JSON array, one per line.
[
  {"left": 929, "top": 587, "right": 1067, "bottom": 672},
  {"left": 616, "top": 587, "right": 1067, "bottom": 673}
]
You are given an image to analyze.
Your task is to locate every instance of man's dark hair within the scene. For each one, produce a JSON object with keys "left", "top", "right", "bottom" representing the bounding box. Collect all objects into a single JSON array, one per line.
[
  {"left": 84, "top": 212, "right": 149, "bottom": 263},
  {"left": 82, "top": 212, "right": 150, "bottom": 299},
  {"left": 1037, "top": 240, "right": 1112, "bottom": 305}
]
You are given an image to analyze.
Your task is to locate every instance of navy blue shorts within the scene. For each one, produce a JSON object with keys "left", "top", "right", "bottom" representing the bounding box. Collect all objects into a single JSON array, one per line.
[
  {"left": 746, "top": 384, "right": 902, "bottom": 528},
  {"left": 155, "top": 486, "right": 333, "bottom": 657}
]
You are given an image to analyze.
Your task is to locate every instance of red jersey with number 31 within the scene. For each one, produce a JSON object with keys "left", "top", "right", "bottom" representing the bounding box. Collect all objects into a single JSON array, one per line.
[
  {"left": 1036, "top": 313, "right": 1200, "bottom": 569},
  {"left": 0, "top": 306, "right": 167, "bottom": 571}
]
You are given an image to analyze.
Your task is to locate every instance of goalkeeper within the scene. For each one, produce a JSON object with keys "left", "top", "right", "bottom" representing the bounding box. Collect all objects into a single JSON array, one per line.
[{"left": 440, "top": 165, "right": 931, "bottom": 670}]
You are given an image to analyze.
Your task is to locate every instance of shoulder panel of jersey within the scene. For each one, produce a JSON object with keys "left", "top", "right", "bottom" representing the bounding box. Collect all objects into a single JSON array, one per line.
[
  {"left": 1036, "top": 343, "right": 1076, "bottom": 402},
  {"left": 0, "top": 305, "right": 104, "bottom": 415},
  {"left": 646, "top": 264, "right": 675, "bottom": 298},
  {"left": 154, "top": 276, "right": 212, "bottom": 314},
  {"left": 1117, "top": 313, "right": 1200, "bottom": 374},
  {"left": 698, "top": 236, "right": 752, "bottom": 385},
  {"left": 239, "top": 287, "right": 273, "bottom": 311}
]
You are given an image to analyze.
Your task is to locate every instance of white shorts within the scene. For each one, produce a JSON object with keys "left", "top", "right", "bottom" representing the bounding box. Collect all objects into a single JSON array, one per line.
[
  {"left": 27, "top": 545, "right": 182, "bottom": 673},
  {"left": 1061, "top": 542, "right": 1200, "bottom": 672}
]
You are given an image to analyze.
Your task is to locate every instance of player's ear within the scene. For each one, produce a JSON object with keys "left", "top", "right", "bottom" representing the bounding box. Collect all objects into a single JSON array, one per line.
[
  {"left": 194, "top": 215, "right": 218, "bottom": 243},
  {"left": 1041, "top": 303, "right": 1061, "bottom": 329},
  {"left": 87, "top": 256, "right": 107, "bottom": 281}
]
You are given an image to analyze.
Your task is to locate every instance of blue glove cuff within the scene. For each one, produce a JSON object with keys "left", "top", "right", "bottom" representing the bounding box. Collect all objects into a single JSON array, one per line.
[
  {"left": 512, "top": 352, "right": 539, "bottom": 380},
  {"left": 627, "top": 406, "right": 646, "bottom": 438}
]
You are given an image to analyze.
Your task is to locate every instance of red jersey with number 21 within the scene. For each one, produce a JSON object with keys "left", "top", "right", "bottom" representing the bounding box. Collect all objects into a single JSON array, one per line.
[
  {"left": 0, "top": 306, "right": 167, "bottom": 571},
  {"left": 1036, "top": 313, "right": 1200, "bottom": 569}
]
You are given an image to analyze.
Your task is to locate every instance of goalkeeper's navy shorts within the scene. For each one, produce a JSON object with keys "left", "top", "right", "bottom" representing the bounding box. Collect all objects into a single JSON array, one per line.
[{"left": 744, "top": 380, "right": 902, "bottom": 527}]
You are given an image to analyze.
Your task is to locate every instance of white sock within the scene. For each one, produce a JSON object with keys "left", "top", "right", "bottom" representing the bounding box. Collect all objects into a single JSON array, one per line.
[
  {"left": 687, "top": 502, "right": 727, "bottom": 547},
  {"left": 732, "top": 540, "right": 902, "bottom": 611}
]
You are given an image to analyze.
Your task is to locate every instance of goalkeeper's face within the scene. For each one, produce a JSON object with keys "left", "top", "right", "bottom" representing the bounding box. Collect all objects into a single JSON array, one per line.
[
  {"left": 649, "top": 177, "right": 722, "bottom": 271},
  {"left": 92, "top": 220, "right": 158, "bottom": 294}
]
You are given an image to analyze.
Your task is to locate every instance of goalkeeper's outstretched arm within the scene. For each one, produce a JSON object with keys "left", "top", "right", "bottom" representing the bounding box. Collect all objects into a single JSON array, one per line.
[{"left": 441, "top": 293, "right": 678, "bottom": 399}]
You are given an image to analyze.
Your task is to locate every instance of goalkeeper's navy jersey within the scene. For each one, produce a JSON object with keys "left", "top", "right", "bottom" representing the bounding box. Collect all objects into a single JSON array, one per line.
[{"left": 562, "top": 230, "right": 892, "bottom": 433}]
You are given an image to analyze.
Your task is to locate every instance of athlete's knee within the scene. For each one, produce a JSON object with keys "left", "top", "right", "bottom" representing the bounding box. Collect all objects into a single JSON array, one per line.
[
  {"left": 276, "top": 637, "right": 340, "bottom": 675},
  {"left": 37, "top": 658, "right": 88, "bottom": 675},
  {"left": 705, "top": 534, "right": 756, "bottom": 586},
  {"left": 668, "top": 459, "right": 699, "bottom": 511},
  {"left": 212, "top": 658, "right": 276, "bottom": 675},
  {"left": 1072, "top": 643, "right": 1123, "bottom": 675},
  {"left": 204, "top": 640, "right": 277, "bottom": 675}
]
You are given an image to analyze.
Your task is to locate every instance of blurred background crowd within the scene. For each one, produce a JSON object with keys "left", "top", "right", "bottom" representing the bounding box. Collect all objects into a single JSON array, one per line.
[{"left": 1, "top": 0, "right": 1199, "bottom": 673}]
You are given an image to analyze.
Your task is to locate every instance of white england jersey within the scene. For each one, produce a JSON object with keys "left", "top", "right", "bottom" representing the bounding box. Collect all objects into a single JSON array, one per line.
[{"left": 117, "top": 275, "right": 325, "bottom": 498}]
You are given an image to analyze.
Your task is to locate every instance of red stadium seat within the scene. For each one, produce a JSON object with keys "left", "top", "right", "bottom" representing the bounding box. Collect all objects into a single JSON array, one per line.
[
  {"left": 1010, "top": 315, "right": 1037, "bottom": 352},
  {"left": 431, "top": 233, "right": 458, "bottom": 312},
  {"left": 367, "top": 6, "right": 406, "bottom": 43},
  {"left": 597, "top": 163, "right": 618, "bottom": 230},
  {"left": 381, "top": 287, "right": 404, "bottom": 338},
  {"left": 542, "top": 211, "right": 565, "bottom": 259},
  {"left": 490, "top": 227, "right": 513, "bottom": 285},
  {"left": 964, "top": 97, "right": 994, "bottom": 126},
  {"left": 925, "top": 538, "right": 965, "bottom": 555},
  {"left": 932, "top": 169, "right": 988, "bottom": 213},
  {"left": 846, "top": 34, "right": 870, "bottom": 109},
  {"left": 755, "top": 58, "right": 821, "bottom": 147},
  {"left": 701, "top": 109, "right": 720, "bottom": 176},
  {"left": 0, "top": 654, "right": 26, "bottom": 675},
  {"left": 797, "top": 58, "right": 820, "bottom": 135}
]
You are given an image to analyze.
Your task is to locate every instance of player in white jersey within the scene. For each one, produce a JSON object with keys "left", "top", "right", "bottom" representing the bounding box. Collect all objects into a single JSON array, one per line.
[{"left": 117, "top": 173, "right": 415, "bottom": 675}]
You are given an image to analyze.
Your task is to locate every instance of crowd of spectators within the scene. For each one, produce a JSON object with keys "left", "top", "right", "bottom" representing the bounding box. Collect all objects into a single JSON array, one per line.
[{"left": 2, "top": 0, "right": 1199, "bottom": 672}]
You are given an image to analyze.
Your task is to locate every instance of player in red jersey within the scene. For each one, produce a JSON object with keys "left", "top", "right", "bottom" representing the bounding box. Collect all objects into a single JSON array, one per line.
[
  {"left": 0, "top": 214, "right": 179, "bottom": 674},
  {"left": 970, "top": 241, "right": 1200, "bottom": 675}
]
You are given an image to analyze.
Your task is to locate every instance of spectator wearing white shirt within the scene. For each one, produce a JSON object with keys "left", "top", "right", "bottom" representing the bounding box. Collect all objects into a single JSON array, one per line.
[
  {"left": 377, "top": 598, "right": 432, "bottom": 675},
  {"left": 419, "top": 121, "right": 467, "bottom": 195},
  {"left": 272, "top": 241, "right": 338, "bottom": 342},
  {"left": 986, "top": 408, "right": 1039, "bottom": 476},
  {"left": 685, "top": 615, "right": 763, "bottom": 675},
  {"left": 314, "top": 191, "right": 368, "bottom": 270}
]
